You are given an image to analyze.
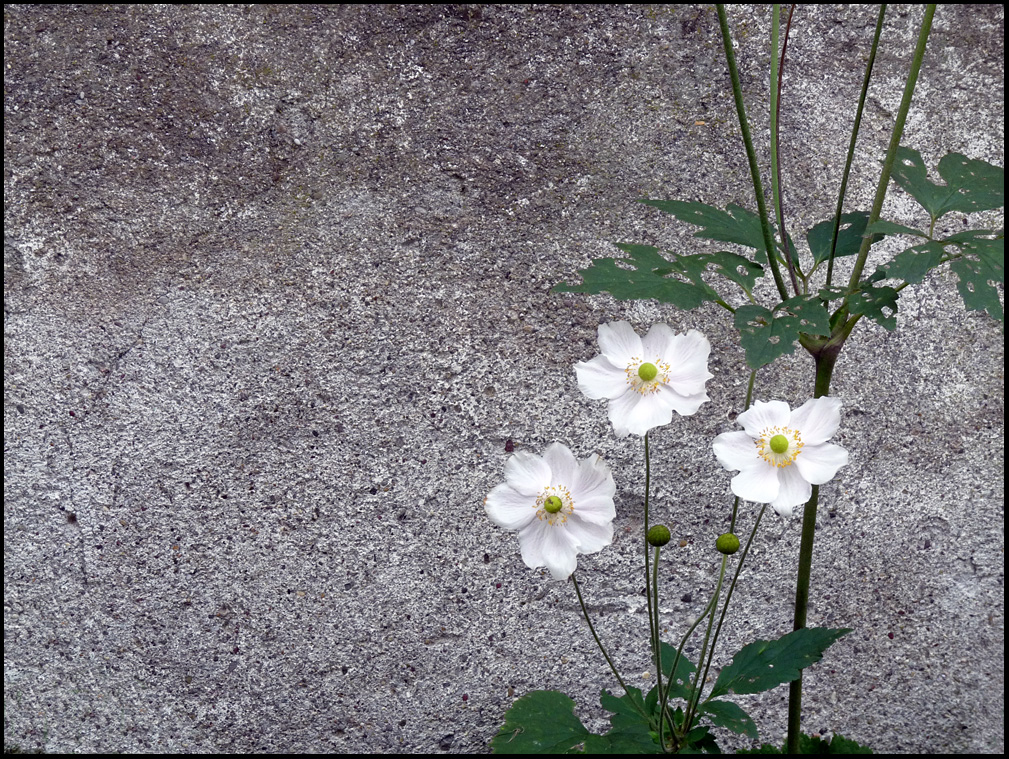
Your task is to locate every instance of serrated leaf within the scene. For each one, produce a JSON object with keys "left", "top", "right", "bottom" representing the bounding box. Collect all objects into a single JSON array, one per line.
[
  {"left": 697, "top": 699, "right": 758, "bottom": 740},
  {"left": 949, "top": 234, "right": 1004, "bottom": 321},
  {"left": 641, "top": 200, "right": 797, "bottom": 264},
  {"left": 847, "top": 283, "right": 899, "bottom": 330},
  {"left": 641, "top": 200, "right": 768, "bottom": 255},
  {"left": 864, "top": 220, "right": 928, "bottom": 238},
  {"left": 807, "top": 212, "right": 871, "bottom": 265},
  {"left": 491, "top": 690, "right": 590, "bottom": 754},
  {"left": 707, "top": 628, "right": 851, "bottom": 700},
  {"left": 553, "top": 244, "right": 716, "bottom": 309},
  {"left": 733, "top": 297, "right": 831, "bottom": 369},
  {"left": 654, "top": 641, "right": 698, "bottom": 701},
  {"left": 595, "top": 689, "right": 662, "bottom": 754},
  {"left": 878, "top": 240, "right": 946, "bottom": 285},
  {"left": 890, "top": 147, "right": 1005, "bottom": 220}
]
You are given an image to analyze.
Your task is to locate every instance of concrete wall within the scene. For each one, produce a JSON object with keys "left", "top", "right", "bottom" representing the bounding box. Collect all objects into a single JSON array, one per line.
[{"left": 4, "top": 4, "right": 1003, "bottom": 753}]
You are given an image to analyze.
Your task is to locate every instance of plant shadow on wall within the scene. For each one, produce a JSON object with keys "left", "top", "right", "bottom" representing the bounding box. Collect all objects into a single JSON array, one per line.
[{"left": 483, "top": 5, "right": 1002, "bottom": 755}]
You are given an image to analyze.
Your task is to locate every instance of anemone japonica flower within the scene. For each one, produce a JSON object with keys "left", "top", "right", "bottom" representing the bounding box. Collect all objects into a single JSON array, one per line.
[
  {"left": 575, "top": 321, "right": 713, "bottom": 437},
  {"left": 712, "top": 397, "right": 849, "bottom": 517},
  {"left": 484, "top": 443, "right": 616, "bottom": 580}
]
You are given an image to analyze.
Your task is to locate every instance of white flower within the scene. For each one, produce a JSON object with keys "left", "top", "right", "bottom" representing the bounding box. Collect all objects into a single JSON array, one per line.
[
  {"left": 712, "top": 397, "right": 849, "bottom": 517},
  {"left": 575, "top": 321, "right": 713, "bottom": 437},
  {"left": 484, "top": 443, "right": 616, "bottom": 580}
]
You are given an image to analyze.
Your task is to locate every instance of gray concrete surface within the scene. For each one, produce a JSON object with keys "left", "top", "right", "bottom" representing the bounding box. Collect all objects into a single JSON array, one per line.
[{"left": 4, "top": 4, "right": 1003, "bottom": 753}]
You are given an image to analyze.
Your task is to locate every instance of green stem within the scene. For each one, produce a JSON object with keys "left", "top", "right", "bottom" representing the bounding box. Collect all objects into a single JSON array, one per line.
[
  {"left": 825, "top": 4, "right": 887, "bottom": 291},
  {"left": 716, "top": 4, "right": 790, "bottom": 303},
  {"left": 571, "top": 573, "right": 653, "bottom": 726},
  {"left": 682, "top": 556, "right": 728, "bottom": 733},
  {"left": 845, "top": 4, "right": 936, "bottom": 295},
  {"left": 784, "top": 352, "right": 837, "bottom": 753},
  {"left": 770, "top": 4, "right": 800, "bottom": 296}
]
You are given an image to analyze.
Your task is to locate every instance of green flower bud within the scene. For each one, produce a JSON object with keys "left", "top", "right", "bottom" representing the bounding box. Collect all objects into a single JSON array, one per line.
[
  {"left": 646, "top": 524, "right": 671, "bottom": 547},
  {"left": 543, "top": 495, "right": 564, "bottom": 514},
  {"left": 637, "top": 362, "right": 659, "bottom": 382},
  {"left": 769, "top": 434, "right": 789, "bottom": 454},
  {"left": 716, "top": 532, "right": 740, "bottom": 555}
]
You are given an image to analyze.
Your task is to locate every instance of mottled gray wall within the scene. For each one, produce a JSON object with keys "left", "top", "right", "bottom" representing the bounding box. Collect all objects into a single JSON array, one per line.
[{"left": 4, "top": 4, "right": 1003, "bottom": 753}]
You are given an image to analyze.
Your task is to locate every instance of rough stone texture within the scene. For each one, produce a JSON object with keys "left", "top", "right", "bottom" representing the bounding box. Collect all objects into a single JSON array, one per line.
[{"left": 4, "top": 4, "right": 1003, "bottom": 754}]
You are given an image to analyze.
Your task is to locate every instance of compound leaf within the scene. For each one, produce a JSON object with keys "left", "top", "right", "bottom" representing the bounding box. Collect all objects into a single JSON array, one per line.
[
  {"left": 491, "top": 690, "right": 590, "bottom": 754},
  {"left": 553, "top": 244, "right": 716, "bottom": 309},
  {"left": 734, "top": 297, "right": 831, "bottom": 369},
  {"left": 807, "top": 212, "right": 871, "bottom": 265},
  {"left": 890, "top": 147, "right": 1004, "bottom": 220},
  {"left": 707, "top": 628, "right": 851, "bottom": 700}
]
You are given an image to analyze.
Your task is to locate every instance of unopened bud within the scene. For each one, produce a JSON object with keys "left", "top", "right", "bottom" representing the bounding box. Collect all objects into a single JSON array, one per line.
[
  {"left": 716, "top": 533, "right": 740, "bottom": 555},
  {"left": 647, "top": 524, "right": 671, "bottom": 547}
]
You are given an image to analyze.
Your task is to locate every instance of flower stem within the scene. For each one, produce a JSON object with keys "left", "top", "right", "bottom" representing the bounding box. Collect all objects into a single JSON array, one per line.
[
  {"left": 571, "top": 573, "right": 652, "bottom": 726},
  {"left": 785, "top": 347, "right": 839, "bottom": 752},
  {"left": 770, "top": 4, "right": 800, "bottom": 296},
  {"left": 716, "top": 4, "right": 790, "bottom": 303},
  {"left": 825, "top": 4, "right": 887, "bottom": 291},
  {"left": 845, "top": 4, "right": 936, "bottom": 295}
]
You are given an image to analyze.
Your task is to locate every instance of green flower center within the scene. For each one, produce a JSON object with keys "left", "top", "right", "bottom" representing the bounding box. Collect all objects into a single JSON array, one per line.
[
  {"left": 769, "top": 434, "right": 789, "bottom": 454},
  {"left": 637, "top": 362, "right": 659, "bottom": 382},
  {"left": 543, "top": 495, "right": 564, "bottom": 514},
  {"left": 757, "top": 427, "right": 803, "bottom": 468}
]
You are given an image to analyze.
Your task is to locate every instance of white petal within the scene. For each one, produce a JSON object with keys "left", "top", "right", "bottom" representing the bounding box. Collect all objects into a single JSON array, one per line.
[
  {"left": 790, "top": 396, "right": 842, "bottom": 446},
  {"left": 570, "top": 455, "right": 617, "bottom": 511},
  {"left": 662, "top": 330, "right": 714, "bottom": 398},
  {"left": 518, "top": 519, "right": 579, "bottom": 580},
  {"left": 730, "top": 462, "right": 781, "bottom": 503},
  {"left": 503, "top": 450, "right": 551, "bottom": 496},
  {"left": 575, "top": 355, "right": 628, "bottom": 400},
  {"left": 566, "top": 516, "right": 614, "bottom": 554},
  {"left": 543, "top": 443, "right": 578, "bottom": 486},
  {"left": 640, "top": 323, "right": 677, "bottom": 359},
  {"left": 736, "top": 400, "right": 792, "bottom": 438},
  {"left": 795, "top": 442, "right": 848, "bottom": 485},
  {"left": 597, "top": 321, "right": 643, "bottom": 366},
  {"left": 484, "top": 484, "right": 537, "bottom": 531},
  {"left": 608, "top": 388, "right": 672, "bottom": 437},
  {"left": 712, "top": 431, "right": 760, "bottom": 472},
  {"left": 657, "top": 385, "right": 709, "bottom": 417},
  {"left": 771, "top": 465, "right": 812, "bottom": 516}
]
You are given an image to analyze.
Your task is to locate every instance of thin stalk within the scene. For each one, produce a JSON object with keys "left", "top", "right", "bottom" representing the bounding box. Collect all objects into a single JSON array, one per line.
[
  {"left": 643, "top": 432, "right": 658, "bottom": 669},
  {"left": 770, "top": 4, "right": 801, "bottom": 296},
  {"left": 706, "top": 503, "right": 769, "bottom": 695},
  {"left": 571, "top": 573, "right": 653, "bottom": 725},
  {"left": 845, "top": 4, "right": 936, "bottom": 295},
  {"left": 825, "top": 4, "right": 887, "bottom": 291},
  {"left": 716, "top": 4, "right": 791, "bottom": 303},
  {"left": 784, "top": 352, "right": 839, "bottom": 753},
  {"left": 682, "top": 556, "right": 729, "bottom": 732}
]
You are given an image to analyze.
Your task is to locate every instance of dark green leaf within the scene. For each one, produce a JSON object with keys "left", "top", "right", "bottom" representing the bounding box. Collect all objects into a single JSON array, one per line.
[
  {"left": 864, "top": 220, "right": 928, "bottom": 238},
  {"left": 847, "top": 282, "right": 899, "bottom": 330},
  {"left": 878, "top": 240, "right": 946, "bottom": 285},
  {"left": 697, "top": 700, "right": 758, "bottom": 740},
  {"left": 641, "top": 200, "right": 769, "bottom": 259},
  {"left": 679, "top": 725, "right": 721, "bottom": 754},
  {"left": 655, "top": 641, "right": 698, "bottom": 701},
  {"left": 553, "top": 244, "right": 716, "bottom": 309},
  {"left": 738, "top": 733, "right": 873, "bottom": 754},
  {"left": 594, "top": 689, "right": 663, "bottom": 754},
  {"left": 733, "top": 297, "right": 831, "bottom": 369},
  {"left": 890, "top": 147, "right": 1005, "bottom": 220},
  {"left": 491, "top": 690, "right": 590, "bottom": 754},
  {"left": 949, "top": 234, "right": 1004, "bottom": 321},
  {"left": 707, "top": 628, "right": 851, "bottom": 699},
  {"left": 807, "top": 212, "right": 871, "bottom": 265}
]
